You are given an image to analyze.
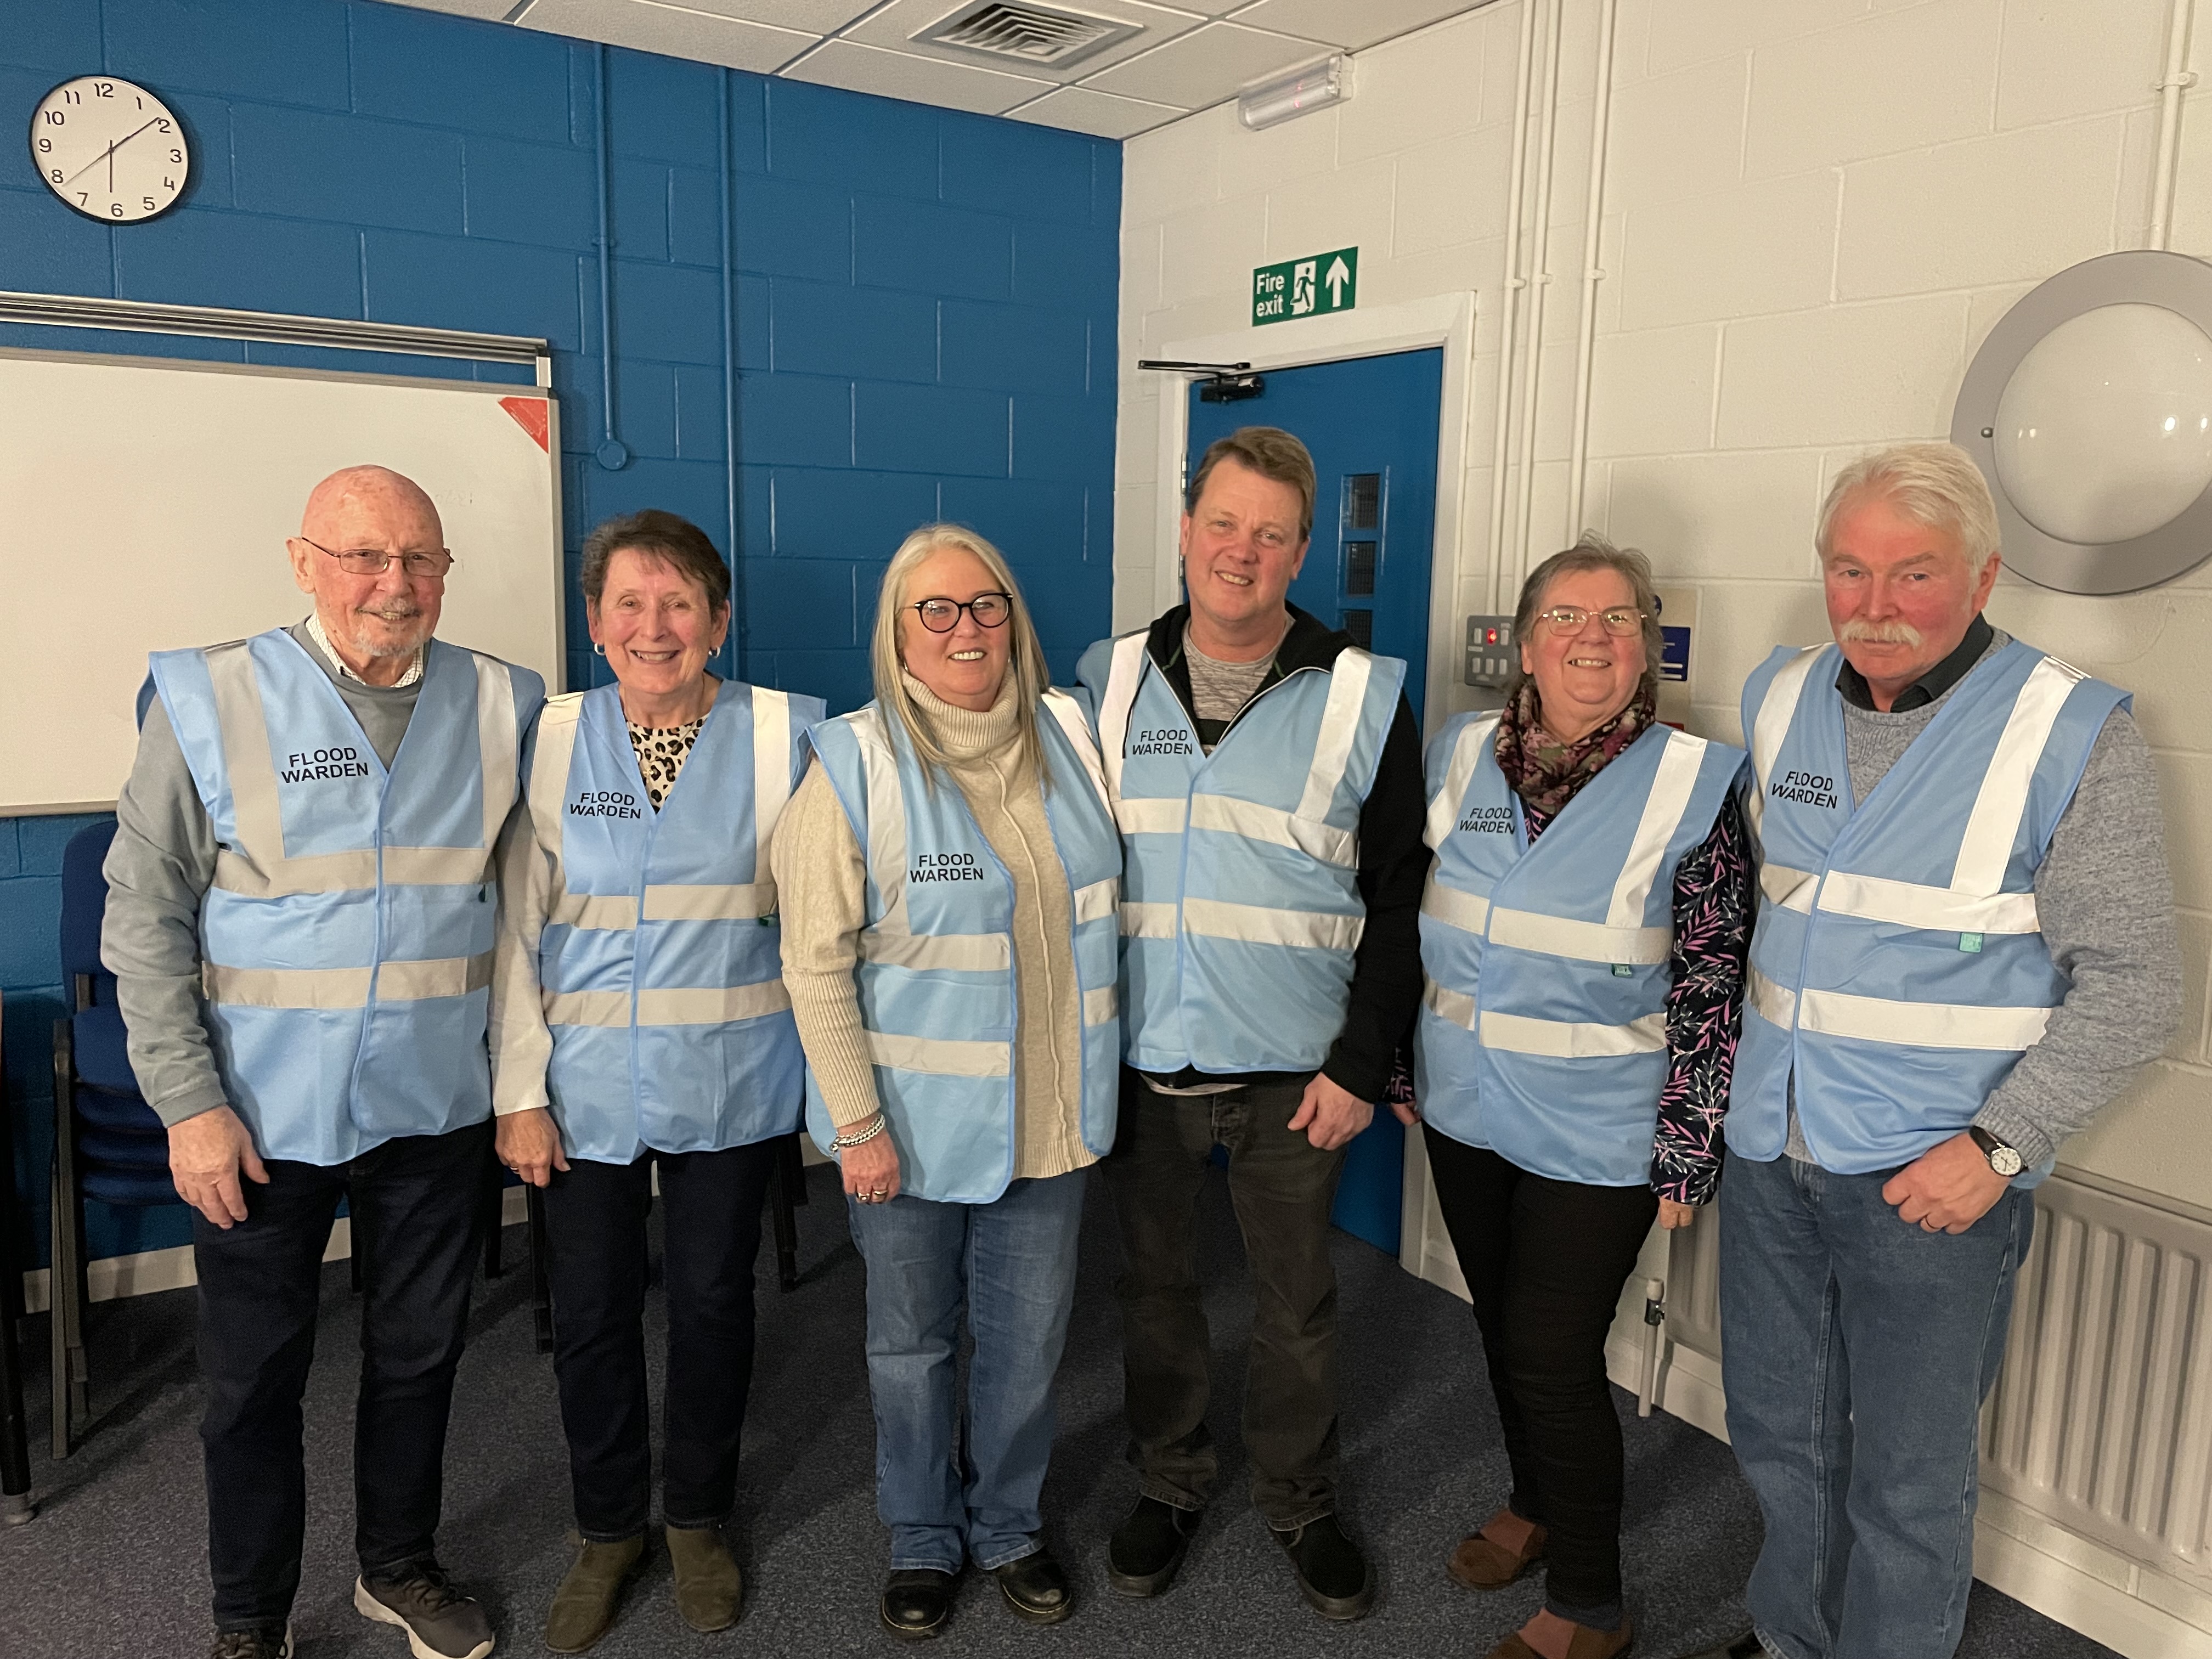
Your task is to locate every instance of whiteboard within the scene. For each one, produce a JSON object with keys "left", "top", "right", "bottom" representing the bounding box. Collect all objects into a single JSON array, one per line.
[{"left": 0, "top": 348, "right": 564, "bottom": 812}]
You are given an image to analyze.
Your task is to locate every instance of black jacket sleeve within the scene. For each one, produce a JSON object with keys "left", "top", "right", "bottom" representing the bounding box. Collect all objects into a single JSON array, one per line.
[{"left": 1321, "top": 695, "right": 1431, "bottom": 1102}]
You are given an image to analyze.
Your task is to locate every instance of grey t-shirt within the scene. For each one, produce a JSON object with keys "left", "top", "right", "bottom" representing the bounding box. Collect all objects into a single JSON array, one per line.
[
  {"left": 100, "top": 623, "right": 425, "bottom": 1126},
  {"left": 1183, "top": 628, "right": 1275, "bottom": 752},
  {"left": 1782, "top": 629, "right": 2181, "bottom": 1170}
]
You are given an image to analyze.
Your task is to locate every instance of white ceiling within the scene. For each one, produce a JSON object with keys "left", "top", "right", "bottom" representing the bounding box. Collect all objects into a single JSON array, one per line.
[{"left": 393, "top": 0, "right": 1494, "bottom": 139}]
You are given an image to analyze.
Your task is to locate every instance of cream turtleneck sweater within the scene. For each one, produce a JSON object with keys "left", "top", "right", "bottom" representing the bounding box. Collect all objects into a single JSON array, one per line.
[{"left": 771, "top": 673, "right": 1094, "bottom": 1183}]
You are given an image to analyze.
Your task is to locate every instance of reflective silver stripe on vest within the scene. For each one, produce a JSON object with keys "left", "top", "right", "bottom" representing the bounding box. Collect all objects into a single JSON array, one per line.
[
  {"left": 203, "top": 950, "right": 493, "bottom": 1009},
  {"left": 472, "top": 653, "right": 517, "bottom": 855},
  {"left": 1952, "top": 655, "right": 2086, "bottom": 893},
  {"left": 1073, "top": 878, "right": 1117, "bottom": 926},
  {"left": 1296, "top": 647, "right": 1374, "bottom": 819},
  {"left": 528, "top": 694, "right": 586, "bottom": 893},
  {"left": 1747, "top": 968, "right": 2050, "bottom": 1052},
  {"left": 1606, "top": 731, "right": 1704, "bottom": 930},
  {"left": 1119, "top": 901, "right": 1178, "bottom": 940},
  {"left": 1097, "top": 632, "right": 1150, "bottom": 801},
  {"left": 1084, "top": 985, "right": 1118, "bottom": 1026},
  {"left": 1189, "top": 793, "right": 1356, "bottom": 867},
  {"left": 544, "top": 981, "right": 792, "bottom": 1028},
  {"left": 1481, "top": 1008, "right": 1667, "bottom": 1058},
  {"left": 1759, "top": 864, "right": 1818, "bottom": 913},
  {"left": 216, "top": 846, "right": 492, "bottom": 895},
  {"left": 1042, "top": 687, "right": 1118, "bottom": 817},
  {"left": 1116, "top": 797, "right": 1187, "bottom": 835},
  {"left": 550, "top": 891, "right": 637, "bottom": 930},
  {"left": 1746, "top": 645, "right": 1824, "bottom": 842},
  {"left": 859, "top": 931, "right": 1011, "bottom": 971},
  {"left": 867, "top": 1030, "right": 1011, "bottom": 1078},
  {"left": 751, "top": 687, "right": 795, "bottom": 881},
  {"left": 853, "top": 712, "right": 915, "bottom": 937},
  {"left": 1424, "top": 977, "right": 1476, "bottom": 1028},
  {"left": 1486, "top": 907, "right": 1672, "bottom": 966},
  {"left": 1424, "top": 715, "right": 1499, "bottom": 851},
  {"left": 644, "top": 883, "right": 776, "bottom": 922},
  {"left": 1421, "top": 882, "right": 1491, "bottom": 934},
  {"left": 1814, "top": 872, "right": 2039, "bottom": 934},
  {"left": 1182, "top": 897, "right": 1364, "bottom": 952}
]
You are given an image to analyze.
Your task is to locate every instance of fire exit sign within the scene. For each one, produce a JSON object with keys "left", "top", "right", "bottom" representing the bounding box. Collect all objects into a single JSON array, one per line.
[{"left": 1252, "top": 247, "right": 1358, "bottom": 325}]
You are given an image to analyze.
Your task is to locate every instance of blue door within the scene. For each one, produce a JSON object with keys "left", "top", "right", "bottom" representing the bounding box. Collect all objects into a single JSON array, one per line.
[{"left": 1187, "top": 348, "right": 1442, "bottom": 1254}]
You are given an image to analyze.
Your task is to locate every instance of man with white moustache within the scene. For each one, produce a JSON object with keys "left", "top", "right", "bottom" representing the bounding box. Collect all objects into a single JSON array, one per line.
[
  {"left": 104, "top": 466, "right": 544, "bottom": 1659},
  {"left": 1686, "top": 443, "right": 2179, "bottom": 1659}
]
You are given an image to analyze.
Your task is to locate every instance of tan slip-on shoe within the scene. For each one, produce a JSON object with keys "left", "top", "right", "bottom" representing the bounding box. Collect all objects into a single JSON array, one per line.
[
  {"left": 665, "top": 1523, "right": 744, "bottom": 1633},
  {"left": 1448, "top": 1508, "right": 1548, "bottom": 1590},
  {"left": 544, "top": 1532, "right": 646, "bottom": 1654}
]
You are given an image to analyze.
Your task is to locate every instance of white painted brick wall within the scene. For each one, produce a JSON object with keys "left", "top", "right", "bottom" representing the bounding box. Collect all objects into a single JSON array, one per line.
[{"left": 1113, "top": 0, "right": 2212, "bottom": 1206}]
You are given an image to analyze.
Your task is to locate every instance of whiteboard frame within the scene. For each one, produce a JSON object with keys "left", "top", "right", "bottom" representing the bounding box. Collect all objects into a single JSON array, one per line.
[{"left": 0, "top": 345, "right": 566, "bottom": 815}]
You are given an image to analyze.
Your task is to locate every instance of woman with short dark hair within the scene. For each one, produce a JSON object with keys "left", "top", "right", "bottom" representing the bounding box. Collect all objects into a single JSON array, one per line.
[{"left": 491, "top": 509, "right": 823, "bottom": 1653}]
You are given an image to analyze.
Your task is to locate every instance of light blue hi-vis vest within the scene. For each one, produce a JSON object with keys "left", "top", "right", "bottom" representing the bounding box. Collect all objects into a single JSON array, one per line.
[
  {"left": 800, "top": 693, "right": 1124, "bottom": 1205},
  {"left": 1074, "top": 631, "right": 1406, "bottom": 1076},
  {"left": 523, "top": 679, "right": 825, "bottom": 1164},
  {"left": 1729, "top": 638, "right": 2129, "bottom": 1180},
  {"left": 148, "top": 629, "right": 545, "bottom": 1166},
  {"left": 1413, "top": 713, "right": 1746, "bottom": 1185}
]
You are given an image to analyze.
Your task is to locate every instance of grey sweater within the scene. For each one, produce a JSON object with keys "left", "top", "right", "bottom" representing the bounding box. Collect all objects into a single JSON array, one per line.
[
  {"left": 100, "top": 623, "right": 428, "bottom": 1127},
  {"left": 1784, "top": 629, "right": 2181, "bottom": 1170}
]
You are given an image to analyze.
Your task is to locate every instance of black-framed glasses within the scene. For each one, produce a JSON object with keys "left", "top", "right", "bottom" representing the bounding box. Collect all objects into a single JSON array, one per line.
[
  {"left": 300, "top": 537, "right": 455, "bottom": 579},
  {"left": 912, "top": 592, "right": 1013, "bottom": 633},
  {"left": 1537, "top": 605, "right": 1645, "bottom": 637}
]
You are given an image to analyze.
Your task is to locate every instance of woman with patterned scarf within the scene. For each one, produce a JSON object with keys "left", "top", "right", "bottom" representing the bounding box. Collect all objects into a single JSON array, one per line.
[{"left": 1410, "top": 535, "right": 1755, "bottom": 1659}]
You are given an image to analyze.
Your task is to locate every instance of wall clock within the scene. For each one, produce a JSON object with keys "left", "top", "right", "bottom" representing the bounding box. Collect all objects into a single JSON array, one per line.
[{"left": 29, "top": 75, "right": 190, "bottom": 224}]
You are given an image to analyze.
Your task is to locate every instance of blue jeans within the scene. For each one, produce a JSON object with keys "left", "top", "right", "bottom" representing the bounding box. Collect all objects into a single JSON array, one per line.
[
  {"left": 1718, "top": 1148, "right": 2034, "bottom": 1659},
  {"left": 845, "top": 1169, "right": 1087, "bottom": 1573}
]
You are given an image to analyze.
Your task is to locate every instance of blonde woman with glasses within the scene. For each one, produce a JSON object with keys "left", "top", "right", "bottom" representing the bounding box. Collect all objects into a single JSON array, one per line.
[{"left": 772, "top": 525, "right": 1122, "bottom": 1641}]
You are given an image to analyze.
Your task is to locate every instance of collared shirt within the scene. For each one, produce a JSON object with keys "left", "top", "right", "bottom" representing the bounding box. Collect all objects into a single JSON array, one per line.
[
  {"left": 1835, "top": 613, "right": 1991, "bottom": 711},
  {"left": 306, "top": 610, "right": 425, "bottom": 689}
]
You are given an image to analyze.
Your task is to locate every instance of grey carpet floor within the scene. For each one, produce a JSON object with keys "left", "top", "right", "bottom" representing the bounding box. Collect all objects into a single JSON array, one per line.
[{"left": 0, "top": 1164, "right": 2113, "bottom": 1659}]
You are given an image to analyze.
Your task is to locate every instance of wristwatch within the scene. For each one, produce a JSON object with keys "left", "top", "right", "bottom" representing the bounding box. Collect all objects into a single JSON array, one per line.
[{"left": 1968, "top": 1124, "right": 2024, "bottom": 1178}]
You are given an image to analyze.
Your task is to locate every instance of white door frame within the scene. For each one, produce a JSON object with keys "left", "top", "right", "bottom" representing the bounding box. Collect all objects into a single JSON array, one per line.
[{"left": 1152, "top": 290, "right": 1480, "bottom": 736}]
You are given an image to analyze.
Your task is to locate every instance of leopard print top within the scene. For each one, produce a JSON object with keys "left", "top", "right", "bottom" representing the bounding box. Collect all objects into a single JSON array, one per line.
[{"left": 628, "top": 714, "right": 707, "bottom": 810}]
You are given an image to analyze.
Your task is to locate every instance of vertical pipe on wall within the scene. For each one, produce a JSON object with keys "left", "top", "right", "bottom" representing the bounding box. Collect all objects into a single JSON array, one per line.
[
  {"left": 1564, "top": 0, "right": 1620, "bottom": 540},
  {"left": 719, "top": 71, "right": 746, "bottom": 678},
  {"left": 592, "top": 43, "right": 628, "bottom": 471},
  {"left": 2148, "top": 0, "right": 2198, "bottom": 251},
  {"left": 1510, "top": 0, "right": 1565, "bottom": 594},
  {"left": 1483, "top": 0, "right": 1541, "bottom": 617}
]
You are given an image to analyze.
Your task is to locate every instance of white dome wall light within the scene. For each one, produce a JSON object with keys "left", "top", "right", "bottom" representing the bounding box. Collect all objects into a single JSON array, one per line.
[{"left": 1953, "top": 250, "right": 2212, "bottom": 594}]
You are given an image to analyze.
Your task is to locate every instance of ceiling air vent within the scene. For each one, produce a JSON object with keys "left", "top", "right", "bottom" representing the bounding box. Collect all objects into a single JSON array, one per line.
[{"left": 914, "top": 2, "right": 1142, "bottom": 70}]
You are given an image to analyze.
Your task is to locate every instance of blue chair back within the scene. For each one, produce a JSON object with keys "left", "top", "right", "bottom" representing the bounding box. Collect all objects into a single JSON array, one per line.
[{"left": 59, "top": 820, "right": 120, "bottom": 998}]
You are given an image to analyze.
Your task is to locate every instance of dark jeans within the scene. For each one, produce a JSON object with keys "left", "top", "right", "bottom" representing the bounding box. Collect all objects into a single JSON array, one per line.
[
  {"left": 1719, "top": 1148, "right": 2034, "bottom": 1659},
  {"left": 1424, "top": 1127, "right": 1658, "bottom": 1628},
  {"left": 539, "top": 1139, "right": 779, "bottom": 1539},
  {"left": 195, "top": 1119, "right": 493, "bottom": 1632},
  {"left": 1105, "top": 1069, "right": 1347, "bottom": 1527}
]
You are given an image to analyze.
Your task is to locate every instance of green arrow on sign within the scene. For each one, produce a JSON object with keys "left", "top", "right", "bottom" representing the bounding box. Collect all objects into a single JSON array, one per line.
[{"left": 1252, "top": 246, "right": 1358, "bottom": 326}]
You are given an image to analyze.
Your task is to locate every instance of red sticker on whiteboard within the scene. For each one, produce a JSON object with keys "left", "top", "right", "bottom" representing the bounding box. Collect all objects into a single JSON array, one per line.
[{"left": 499, "top": 396, "right": 550, "bottom": 452}]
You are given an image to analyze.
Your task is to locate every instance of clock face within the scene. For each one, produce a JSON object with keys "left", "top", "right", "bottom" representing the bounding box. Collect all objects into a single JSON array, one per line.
[{"left": 29, "top": 76, "right": 190, "bottom": 224}]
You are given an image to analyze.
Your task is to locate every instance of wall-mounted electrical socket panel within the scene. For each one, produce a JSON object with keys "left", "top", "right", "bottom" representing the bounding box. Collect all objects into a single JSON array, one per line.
[{"left": 1464, "top": 615, "right": 1516, "bottom": 687}]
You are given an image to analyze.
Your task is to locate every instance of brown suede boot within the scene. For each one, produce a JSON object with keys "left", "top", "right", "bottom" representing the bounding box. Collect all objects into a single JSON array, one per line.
[
  {"left": 544, "top": 1532, "right": 646, "bottom": 1654},
  {"left": 665, "top": 1523, "right": 744, "bottom": 1633},
  {"left": 1447, "top": 1508, "right": 1548, "bottom": 1590}
]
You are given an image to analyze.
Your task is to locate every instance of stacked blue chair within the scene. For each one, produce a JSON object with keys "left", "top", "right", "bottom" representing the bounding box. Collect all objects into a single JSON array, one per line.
[{"left": 48, "top": 819, "right": 180, "bottom": 1458}]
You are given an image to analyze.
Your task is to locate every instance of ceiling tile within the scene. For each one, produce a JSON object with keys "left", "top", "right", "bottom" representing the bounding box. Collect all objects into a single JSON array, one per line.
[
  {"left": 1006, "top": 84, "right": 1187, "bottom": 138},
  {"left": 654, "top": 0, "right": 881, "bottom": 29},
  {"left": 782, "top": 38, "right": 1056, "bottom": 115},
  {"left": 1079, "top": 20, "right": 1325, "bottom": 109},
  {"left": 385, "top": 0, "right": 516, "bottom": 19},
  {"left": 517, "top": 0, "right": 817, "bottom": 71},
  {"left": 844, "top": 0, "right": 1209, "bottom": 87},
  {"left": 1227, "top": 0, "right": 1491, "bottom": 53}
]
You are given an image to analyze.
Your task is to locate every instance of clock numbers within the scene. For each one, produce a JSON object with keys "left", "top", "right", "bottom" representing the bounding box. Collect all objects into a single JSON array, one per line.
[{"left": 28, "top": 75, "right": 190, "bottom": 225}]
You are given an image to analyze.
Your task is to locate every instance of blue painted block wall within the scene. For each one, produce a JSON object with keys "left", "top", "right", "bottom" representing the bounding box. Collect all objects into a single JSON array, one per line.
[{"left": 0, "top": 0, "right": 1121, "bottom": 1270}]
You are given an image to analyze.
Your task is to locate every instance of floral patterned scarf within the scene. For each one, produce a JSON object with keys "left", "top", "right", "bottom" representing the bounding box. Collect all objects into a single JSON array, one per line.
[{"left": 1493, "top": 676, "right": 1658, "bottom": 817}]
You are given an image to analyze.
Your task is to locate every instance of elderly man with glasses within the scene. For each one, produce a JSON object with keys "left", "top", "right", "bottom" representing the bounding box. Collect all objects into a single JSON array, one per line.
[{"left": 103, "top": 465, "right": 544, "bottom": 1659}]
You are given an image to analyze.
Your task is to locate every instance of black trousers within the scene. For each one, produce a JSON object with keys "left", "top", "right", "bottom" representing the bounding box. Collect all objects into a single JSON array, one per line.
[
  {"left": 1105, "top": 1070, "right": 1347, "bottom": 1527},
  {"left": 195, "top": 1119, "right": 493, "bottom": 1632},
  {"left": 539, "top": 1139, "right": 778, "bottom": 1539},
  {"left": 1423, "top": 1126, "right": 1657, "bottom": 1623}
]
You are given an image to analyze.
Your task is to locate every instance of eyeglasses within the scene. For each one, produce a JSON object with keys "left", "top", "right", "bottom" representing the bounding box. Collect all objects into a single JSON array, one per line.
[
  {"left": 912, "top": 592, "right": 1013, "bottom": 633},
  {"left": 299, "top": 537, "right": 455, "bottom": 579},
  {"left": 1537, "top": 605, "right": 1645, "bottom": 637}
]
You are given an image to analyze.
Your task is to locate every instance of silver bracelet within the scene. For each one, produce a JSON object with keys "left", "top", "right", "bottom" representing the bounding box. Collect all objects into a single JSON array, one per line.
[{"left": 830, "top": 1114, "right": 886, "bottom": 1151}]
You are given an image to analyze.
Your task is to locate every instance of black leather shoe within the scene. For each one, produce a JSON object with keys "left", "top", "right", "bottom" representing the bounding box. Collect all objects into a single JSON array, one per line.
[
  {"left": 1274, "top": 1514, "right": 1375, "bottom": 1621},
  {"left": 1677, "top": 1634, "right": 1764, "bottom": 1659},
  {"left": 879, "top": 1569, "right": 958, "bottom": 1641},
  {"left": 1107, "top": 1496, "right": 1200, "bottom": 1597},
  {"left": 993, "top": 1549, "right": 1074, "bottom": 1624}
]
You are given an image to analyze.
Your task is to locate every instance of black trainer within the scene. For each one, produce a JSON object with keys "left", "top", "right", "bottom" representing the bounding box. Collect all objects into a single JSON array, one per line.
[
  {"left": 993, "top": 1548, "right": 1074, "bottom": 1624},
  {"left": 355, "top": 1559, "right": 494, "bottom": 1659},
  {"left": 210, "top": 1627, "right": 292, "bottom": 1659},
  {"left": 880, "top": 1567, "right": 960, "bottom": 1641},
  {"left": 1107, "top": 1496, "right": 1200, "bottom": 1597},
  {"left": 1274, "top": 1514, "right": 1375, "bottom": 1621}
]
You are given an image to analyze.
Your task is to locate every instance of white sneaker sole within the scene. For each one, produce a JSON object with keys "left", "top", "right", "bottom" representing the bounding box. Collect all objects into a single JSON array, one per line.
[{"left": 354, "top": 1577, "right": 495, "bottom": 1659}]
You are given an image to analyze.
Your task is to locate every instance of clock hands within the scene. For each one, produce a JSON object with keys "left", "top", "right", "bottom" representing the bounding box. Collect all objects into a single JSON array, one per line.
[{"left": 63, "top": 117, "right": 160, "bottom": 188}]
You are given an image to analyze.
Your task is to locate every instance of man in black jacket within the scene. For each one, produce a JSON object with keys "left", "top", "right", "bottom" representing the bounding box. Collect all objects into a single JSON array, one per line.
[{"left": 1074, "top": 426, "right": 1429, "bottom": 1622}]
